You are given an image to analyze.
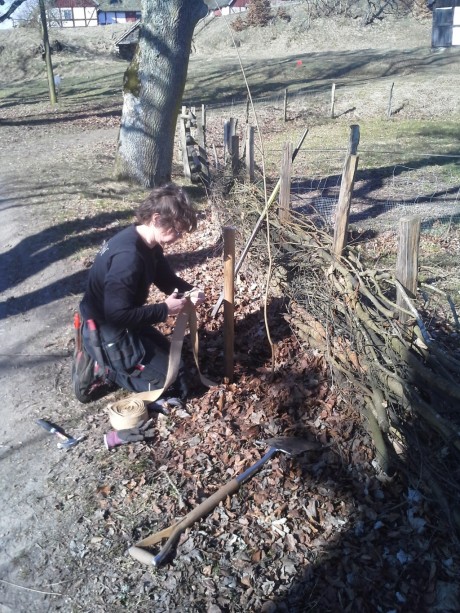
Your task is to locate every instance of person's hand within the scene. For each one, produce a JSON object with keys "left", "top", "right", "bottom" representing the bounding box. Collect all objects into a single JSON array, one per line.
[
  {"left": 165, "top": 291, "right": 187, "bottom": 315},
  {"left": 189, "top": 287, "right": 205, "bottom": 306}
]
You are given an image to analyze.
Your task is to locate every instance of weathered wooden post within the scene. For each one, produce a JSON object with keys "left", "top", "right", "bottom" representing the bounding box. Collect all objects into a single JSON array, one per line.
[
  {"left": 196, "top": 104, "right": 206, "bottom": 149},
  {"left": 196, "top": 104, "right": 210, "bottom": 186},
  {"left": 231, "top": 135, "right": 239, "bottom": 177},
  {"left": 396, "top": 216, "right": 421, "bottom": 323},
  {"left": 331, "top": 83, "right": 336, "bottom": 119},
  {"left": 223, "top": 226, "right": 235, "bottom": 382},
  {"left": 246, "top": 126, "right": 254, "bottom": 183},
  {"left": 387, "top": 82, "right": 394, "bottom": 119},
  {"left": 279, "top": 141, "right": 293, "bottom": 227},
  {"left": 179, "top": 105, "right": 192, "bottom": 181},
  {"left": 224, "top": 118, "right": 236, "bottom": 165},
  {"left": 332, "top": 124, "right": 360, "bottom": 257}
]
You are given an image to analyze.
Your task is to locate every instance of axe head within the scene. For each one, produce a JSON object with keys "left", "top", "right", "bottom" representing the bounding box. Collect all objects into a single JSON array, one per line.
[{"left": 264, "top": 436, "right": 320, "bottom": 456}]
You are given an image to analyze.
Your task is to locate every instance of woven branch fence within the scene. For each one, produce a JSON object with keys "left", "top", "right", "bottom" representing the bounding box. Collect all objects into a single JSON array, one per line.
[{"left": 209, "top": 134, "right": 460, "bottom": 536}]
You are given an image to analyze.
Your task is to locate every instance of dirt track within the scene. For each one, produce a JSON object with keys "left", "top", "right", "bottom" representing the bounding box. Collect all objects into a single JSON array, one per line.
[{"left": 0, "top": 119, "right": 123, "bottom": 611}]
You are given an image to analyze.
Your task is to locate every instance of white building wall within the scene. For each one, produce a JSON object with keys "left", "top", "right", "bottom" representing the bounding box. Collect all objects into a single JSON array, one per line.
[
  {"left": 453, "top": 7, "right": 460, "bottom": 45},
  {"left": 51, "top": 6, "right": 97, "bottom": 27}
]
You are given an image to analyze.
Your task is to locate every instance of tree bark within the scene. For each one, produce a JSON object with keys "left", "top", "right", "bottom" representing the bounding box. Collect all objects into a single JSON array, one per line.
[{"left": 115, "top": 0, "right": 208, "bottom": 187}]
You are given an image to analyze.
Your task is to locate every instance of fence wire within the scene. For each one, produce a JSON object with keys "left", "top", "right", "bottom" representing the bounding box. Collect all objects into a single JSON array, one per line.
[
  {"left": 203, "top": 105, "right": 460, "bottom": 235},
  {"left": 262, "top": 149, "right": 460, "bottom": 235}
]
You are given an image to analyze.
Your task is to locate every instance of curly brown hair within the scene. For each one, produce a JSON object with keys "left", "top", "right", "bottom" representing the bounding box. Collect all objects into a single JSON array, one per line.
[{"left": 135, "top": 183, "right": 197, "bottom": 233}]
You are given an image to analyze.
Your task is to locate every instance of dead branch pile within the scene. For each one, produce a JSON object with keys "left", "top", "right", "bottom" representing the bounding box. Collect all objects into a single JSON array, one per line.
[{"left": 211, "top": 177, "right": 460, "bottom": 535}]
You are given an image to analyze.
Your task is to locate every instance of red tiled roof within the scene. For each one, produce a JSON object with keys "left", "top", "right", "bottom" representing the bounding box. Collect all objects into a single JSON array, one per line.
[{"left": 54, "top": 0, "right": 98, "bottom": 8}]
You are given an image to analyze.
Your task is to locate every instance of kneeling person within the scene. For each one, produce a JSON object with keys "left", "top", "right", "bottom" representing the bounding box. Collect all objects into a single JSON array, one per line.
[{"left": 72, "top": 183, "right": 204, "bottom": 403}]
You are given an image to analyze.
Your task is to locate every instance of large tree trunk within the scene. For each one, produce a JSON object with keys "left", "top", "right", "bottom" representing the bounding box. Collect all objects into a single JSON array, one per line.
[{"left": 115, "top": 0, "right": 207, "bottom": 187}]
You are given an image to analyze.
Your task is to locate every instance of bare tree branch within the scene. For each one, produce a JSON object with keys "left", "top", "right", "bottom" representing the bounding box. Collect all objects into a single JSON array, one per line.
[{"left": 0, "top": 0, "right": 28, "bottom": 22}]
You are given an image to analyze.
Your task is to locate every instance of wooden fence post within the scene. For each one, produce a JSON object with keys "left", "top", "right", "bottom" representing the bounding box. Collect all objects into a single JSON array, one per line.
[
  {"left": 331, "top": 83, "right": 336, "bottom": 119},
  {"left": 224, "top": 118, "right": 236, "bottom": 165},
  {"left": 279, "top": 141, "right": 293, "bottom": 226},
  {"left": 196, "top": 104, "right": 206, "bottom": 149},
  {"left": 387, "top": 82, "right": 394, "bottom": 119},
  {"left": 179, "top": 105, "right": 192, "bottom": 181},
  {"left": 396, "top": 216, "right": 421, "bottom": 323},
  {"left": 246, "top": 126, "right": 255, "bottom": 183},
  {"left": 231, "top": 135, "right": 239, "bottom": 177},
  {"left": 196, "top": 104, "right": 210, "bottom": 186},
  {"left": 223, "top": 226, "right": 235, "bottom": 382},
  {"left": 332, "top": 124, "right": 360, "bottom": 257}
]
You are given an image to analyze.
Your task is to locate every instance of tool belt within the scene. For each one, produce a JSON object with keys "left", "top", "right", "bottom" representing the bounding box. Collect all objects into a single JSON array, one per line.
[{"left": 101, "top": 328, "right": 145, "bottom": 374}]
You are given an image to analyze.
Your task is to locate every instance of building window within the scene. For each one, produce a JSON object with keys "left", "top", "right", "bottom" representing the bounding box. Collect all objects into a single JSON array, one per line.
[{"left": 63, "top": 9, "right": 72, "bottom": 20}]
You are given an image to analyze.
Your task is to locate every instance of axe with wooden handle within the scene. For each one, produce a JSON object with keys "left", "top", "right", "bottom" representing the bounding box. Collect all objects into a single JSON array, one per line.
[{"left": 128, "top": 436, "right": 319, "bottom": 566}]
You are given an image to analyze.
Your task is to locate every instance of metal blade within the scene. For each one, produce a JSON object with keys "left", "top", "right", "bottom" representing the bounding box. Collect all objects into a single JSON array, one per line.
[{"left": 264, "top": 436, "right": 320, "bottom": 456}]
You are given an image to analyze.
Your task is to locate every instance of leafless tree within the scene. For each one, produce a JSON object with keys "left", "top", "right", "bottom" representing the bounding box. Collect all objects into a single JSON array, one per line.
[{"left": 115, "top": 0, "right": 208, "bottom": 187}]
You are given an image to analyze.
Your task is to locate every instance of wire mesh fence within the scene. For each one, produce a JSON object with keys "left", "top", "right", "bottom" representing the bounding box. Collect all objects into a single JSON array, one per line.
[
  {"left": 255, "top": 147, "right": 460, "bottom": 235},
  {"left": 291, "top": 156, "right": 460, "bottom": 234},
  {"left": 204, "top": 76, "right": 459, "bottom": 122},
  {"left": 202, "top": 100, "right": 460, "bottom": 237}
]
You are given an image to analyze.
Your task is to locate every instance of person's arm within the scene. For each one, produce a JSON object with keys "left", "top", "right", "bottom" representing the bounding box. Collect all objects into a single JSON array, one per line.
[{"left": 152, "top": 246, "right": 194, "bottom": 295}]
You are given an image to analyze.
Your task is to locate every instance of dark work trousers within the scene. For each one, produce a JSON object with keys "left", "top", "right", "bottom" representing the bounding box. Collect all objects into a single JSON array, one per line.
[{"left": 82, "top": 322, "right": 188, "bottom": 399}]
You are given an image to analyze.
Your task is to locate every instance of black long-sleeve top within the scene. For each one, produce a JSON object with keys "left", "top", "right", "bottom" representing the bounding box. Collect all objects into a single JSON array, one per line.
[{"left": 80, "top": 225, "right": 192, "bottom": 329}]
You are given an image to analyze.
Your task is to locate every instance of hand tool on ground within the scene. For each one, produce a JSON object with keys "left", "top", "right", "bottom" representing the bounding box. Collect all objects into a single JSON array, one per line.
[
  {"left": 36, "top": 419, "right": 84, "bottom": 451},
  {"left": 211, "top": 125, "right": 309, "bottom": 318},
  {"left": 128, "top": 436, "right": 319, "bottom": 566}
]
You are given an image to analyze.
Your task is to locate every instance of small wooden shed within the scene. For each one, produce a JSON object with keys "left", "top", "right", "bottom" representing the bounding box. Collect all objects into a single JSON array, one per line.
[
  {"left": 113, "top": 20, "right": 140, "bottom": 59},
  {"left": 429, "top": 0, "right": 460, "bottom": 47}
]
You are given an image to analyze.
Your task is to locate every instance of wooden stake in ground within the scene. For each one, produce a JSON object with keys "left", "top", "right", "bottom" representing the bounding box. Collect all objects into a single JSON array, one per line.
[
  {"left": 279, "top": 141, "right": 293, "bottom": 228},
  {"left": 231, "top": 135, "right": 239, "bottom": 177},
  {"left": 224, "top": 118, "right": 236, "bottom": 165},
  {"left": 330, "top": 83, "right": 336, "bottom": 119},
  {"left": 246, "top": 126, "right": 255, "bottom": 183},
  {"left": 332, "top": 124, "right": 360, "bottom": 257},
  {"left": 387, "top": 82, "right": 394, "bottom": 119},
  {"left": 223, "top": 226, "right": 235, "bottom": 382},
  {"left": 396, "top": 216, "right": 421, "bottom": 323},
  {"left": 179, "top": 105, "right": 192, "bottom": 181}
]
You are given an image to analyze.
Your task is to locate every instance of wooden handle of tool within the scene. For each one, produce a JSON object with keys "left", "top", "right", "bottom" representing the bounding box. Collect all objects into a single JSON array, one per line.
[
  {"left": 133, "top": 477, "right": 242, "bottom": 567},
  {"left": 128, "top": 546, "right": 156, "bottom": 565},
  {"left": 180, "top": 477, "right": 241, "bottom": 528}
]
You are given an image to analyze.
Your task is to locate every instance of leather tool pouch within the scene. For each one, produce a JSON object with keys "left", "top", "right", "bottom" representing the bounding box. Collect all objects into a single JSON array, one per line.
[{"left": 102, "top": 329, "right": 145, "bottom": 373}]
